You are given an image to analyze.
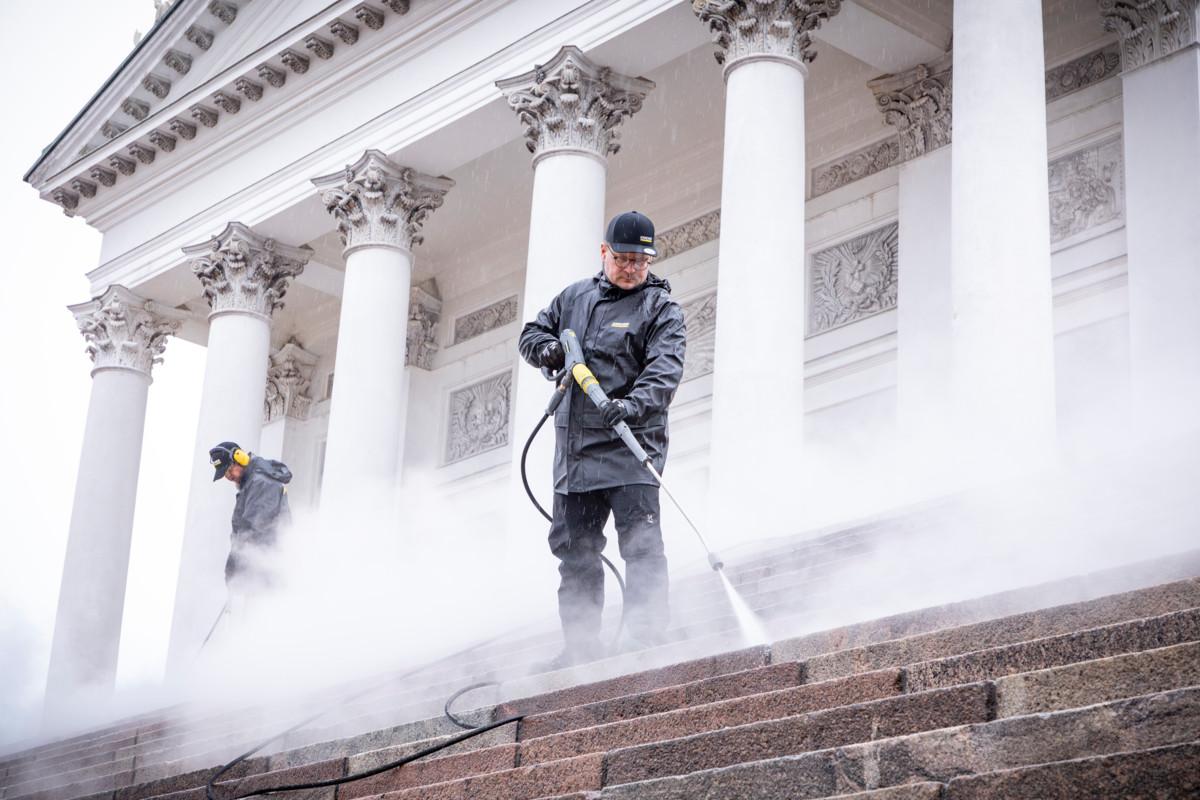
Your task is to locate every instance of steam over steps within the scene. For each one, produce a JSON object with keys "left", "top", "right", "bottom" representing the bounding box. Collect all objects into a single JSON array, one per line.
[{"left": 3, "top": 530, "right": 1199, "bottom": 800}]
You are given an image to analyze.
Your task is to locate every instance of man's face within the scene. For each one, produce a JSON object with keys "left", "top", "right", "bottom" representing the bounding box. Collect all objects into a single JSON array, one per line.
[
  {"left": 224, "top": 464, "right": 244, "bottom": 484},
  {"left": 602, "top": 243, "right": 652, "bottom": 290}
]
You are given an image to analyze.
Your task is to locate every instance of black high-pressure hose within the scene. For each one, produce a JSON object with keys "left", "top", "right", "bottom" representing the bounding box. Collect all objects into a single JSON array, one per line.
[
  {"left": 205, "top": 374, "right": 627, "bottom": 800},
  {"left": 204, "top": 637, "right": 523, "bottom": 800}
]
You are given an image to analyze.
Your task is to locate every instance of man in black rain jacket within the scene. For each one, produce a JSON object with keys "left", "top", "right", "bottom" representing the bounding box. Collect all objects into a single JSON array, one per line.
[
  {"left": 209, "top": 441, "right": 293, "bottom": 596},
  {"left": 519, "top": 211, "right": 687, "bottom": 667}
]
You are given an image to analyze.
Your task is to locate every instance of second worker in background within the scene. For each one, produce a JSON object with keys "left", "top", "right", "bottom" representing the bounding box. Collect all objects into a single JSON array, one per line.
[{"left": 519, "top": 210, "right": 687, "bottom": 668}]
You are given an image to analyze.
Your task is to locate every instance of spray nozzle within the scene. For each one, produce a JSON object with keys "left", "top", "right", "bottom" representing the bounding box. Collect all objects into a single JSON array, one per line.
[{"left": 707, "top": 551, "right": 724, "bottom": 572}]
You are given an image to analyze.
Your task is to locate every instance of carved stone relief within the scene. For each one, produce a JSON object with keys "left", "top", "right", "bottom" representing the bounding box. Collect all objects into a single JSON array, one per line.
[
  {"left": 453, "top": 295, "right": 518, "bottom": 344},
  {"left": 184, "top": 221, "right": 312, "bottom": 318},
  {"left": 809, "top": 222, "right": 899, "bottom": 335},
  {"left": 264, "top": 338, "right": 318, "bottom": 422},
  {"left": 868, "top": 54, "right": 952, "bottom": 162},
  {"left": 69, "top": 285, "right": 184, "bottom": 377},
  {"left": 1048, "top": 136, "right": 1125, "bottom": 244},
  {"left": 496, "top": 45, "right": 654, "bottom": 160},
  {"left": 445, "top": 371, "right": 513, "bottom": 464},
  {"left": 655, "top": 210, "right": 721, "bottom": 261},
  {"left": 692, "top": 0, "right": 843, "bottom": 67},
  {"left": 312, "top": 149, "right": 454, "bottom": 253},
  {"left": 811, "top": 138, "right": 900, "bottom": 198},
  {"left": 680, "top": 290, "right": 718, "bottom": 382},
  {"left": 407, "top": 280, "right": 442, "bottom": 369},
  {"left": 1100, "top": 0, "right": 1198, "bottom": 71},
  {"left": 1046, "top": 43, "right": 1121, "bottom": 100}
]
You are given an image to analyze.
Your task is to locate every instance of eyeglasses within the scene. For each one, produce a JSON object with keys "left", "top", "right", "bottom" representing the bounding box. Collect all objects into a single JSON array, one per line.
[{"left": 609, "top": 252, "right": 652, "bottom": 269}]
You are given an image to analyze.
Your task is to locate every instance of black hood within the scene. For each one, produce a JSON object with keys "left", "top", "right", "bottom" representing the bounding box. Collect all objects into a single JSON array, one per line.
[{"left": 246, "top": 455, "right": 292, "bottom": 484}]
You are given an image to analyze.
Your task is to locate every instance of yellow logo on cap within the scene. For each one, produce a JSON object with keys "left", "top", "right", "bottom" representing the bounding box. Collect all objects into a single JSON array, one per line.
[{"left": 639, "top": 236, "right": 653, "bottom": 243}]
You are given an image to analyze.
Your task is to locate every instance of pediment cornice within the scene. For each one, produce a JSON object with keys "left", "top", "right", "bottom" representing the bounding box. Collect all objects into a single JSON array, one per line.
[
  {"left": 27, "top": 0, "right": 251, "bottom": 191},
  {"left": 28, "top": 0, "right": 414, "bottom": 219}
]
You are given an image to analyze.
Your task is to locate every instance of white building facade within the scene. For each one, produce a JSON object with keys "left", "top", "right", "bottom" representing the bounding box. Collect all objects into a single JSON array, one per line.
[{"left": 26, "top": 0, "right": 1200, "bottom": 706}]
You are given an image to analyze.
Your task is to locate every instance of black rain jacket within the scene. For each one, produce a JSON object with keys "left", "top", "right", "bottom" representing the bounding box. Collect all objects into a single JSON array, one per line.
[
  {"left": 228, "top": 455, "right": 292, "bottom": 577},
  {"left": 519, "top": 271, "right": 687, "bottom": 494}
]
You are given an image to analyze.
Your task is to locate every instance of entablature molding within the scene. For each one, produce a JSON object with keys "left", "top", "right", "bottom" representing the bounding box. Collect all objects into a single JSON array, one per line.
[{"left": 81, "top": 0, "right": 694, "bottom": 294}]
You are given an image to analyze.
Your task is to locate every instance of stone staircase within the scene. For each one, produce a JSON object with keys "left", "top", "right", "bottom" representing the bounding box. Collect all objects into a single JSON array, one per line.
[{"left": 3, "top": 520, "right": 1199, "bottom": 800}]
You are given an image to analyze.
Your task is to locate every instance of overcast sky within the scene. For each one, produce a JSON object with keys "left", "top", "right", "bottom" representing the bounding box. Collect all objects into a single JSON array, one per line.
[{"left": 0, "top": 2, "right": 206, "bottom": 741}]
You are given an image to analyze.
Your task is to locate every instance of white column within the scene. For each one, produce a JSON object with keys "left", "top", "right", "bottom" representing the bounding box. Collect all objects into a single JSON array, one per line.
[
  {"left": 950, "top": 0, "right": 1057, "bottom": 471},
  {"left": 868, "top": 56, "right": 955, "bottom": 484},
  {"left": 1101, "top": 0, "right": 1200, "bottom": 426},
  {"left": 496, "top": 46, "right": 654, "bottom": 573},
  {"left": 45, "top": 287, "right": 183, "bottom": 718},
  {"left": 692, "top": 2, "right": 841, "bottom": 533},
  {"left": 312, "top": 151, "right": 453, "bottom": 516},
  {"left": 166, "top": 223, "right": 309, "bottom": 671}
]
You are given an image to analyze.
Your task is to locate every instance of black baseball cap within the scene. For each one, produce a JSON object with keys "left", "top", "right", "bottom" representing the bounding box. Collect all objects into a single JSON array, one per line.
[
  {"left": 209, "top": 441, "right": 241, "bottom": 482},
  {"left": 605, "top": 211, "right": 657, "bottom": 257}
]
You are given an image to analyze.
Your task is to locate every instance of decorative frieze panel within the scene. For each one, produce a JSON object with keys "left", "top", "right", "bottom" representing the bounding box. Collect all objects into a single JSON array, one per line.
[
  {"left": 184, "top": 221, "right": 312, "bottom": 318},
  {"left": 655, "top": 209, "right": 721, "bottom": 261},
  {"left": 1046, "top": 43, "right": 1121, "bottom": 100},
  {"left": 265, "top": 338, "right": 318, "bottom": 422},
  {"left": 811, "top": 138, "right": 900, "bottom": 197},
  {"left": 809, "top": 222, "right": 899, "bottom": 335},
  {"left": 69, "top": 285, "right": 184, "bottom": 378},
  {"left": 680, "top": 290, "right": 718, "bottom": 382},
  {"left": 1100, "top": 0, "right": 1198, "bottom": 71},
  {"left": 1048, "top": 136, "right": 1125, "bottom": 244},
  {"left": 453, "top": 295, "right": 518, "bottom": 344},
  {"left": 496, "top": 45, "right": 654, "bottom": 160},
  {"left": 445, "top": 371, "right": 513, "bottom": 464},
  {"left": 407, "top": 280, "right": 442, "bottom": 369},
  {"left": 692, "top": 0, "right": 843, "bottom": 68}
]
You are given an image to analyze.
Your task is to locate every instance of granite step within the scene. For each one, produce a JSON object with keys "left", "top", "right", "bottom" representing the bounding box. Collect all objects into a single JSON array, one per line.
[
  {"left": 940, "top": 740, "right": 1200, "bottom": 799},
  {"left": 775, "top": 565, "right": 1200, "bottom": 664},
  {"left": 992, "top": 638, "right": 1200, "bottom": 717},
  {"left": 519, "top": 668, "right": 907, "bottom": 766},
  {"left": 7, "top": 550, "right": 1200, "bottom": 800},
  {"left": 601, "top": 682, "right": 992, "bottom": 787},
  {"left": 595, "top": 686, "right": 1200, "bottom": 798},
  {"left": 789, "top": 579, "right": 1200, "bottom": 681},
  {"left": 383, "top": 753, "right": 604, "bottom": 800},
  {"left": 253, "top": 635, "right": 1200, "bottom": 800},
  {"left": 100, "top": 631, "right": 1200, "bottom": 800},
  {"left": 516, "top": 661, "right": 803, "bottom": 740},
  {"left": 370, "top": 684, "right": 989, "bottom": 800},
  {"left": 898, "top": 604, "right": 1200, "bottom": 692}
]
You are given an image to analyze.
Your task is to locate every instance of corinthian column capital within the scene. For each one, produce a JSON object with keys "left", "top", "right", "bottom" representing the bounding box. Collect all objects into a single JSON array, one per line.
[
  {"left": 495, "top": 45, "right": 655, "bottom": 164},
  {"left": 867, "top": 53, "right": 953, "bottom": 162},
  {"left": 68, "top": 285, "right": 185, "bottom": 378},
  {"left": 692, "top": 0, "right": 843, "bottom": 75},
  {"left": 265, "top": 337, "right": 318, "bottom": 422},
  {"left": 1099, "top": 0, "right": 1199, "bottom": 71},
  {"left": 183, "top": 222, "right": 312, "bottom": 320},
  {"left": 312, "top": 150, "right": 454, "bottom": 255}
]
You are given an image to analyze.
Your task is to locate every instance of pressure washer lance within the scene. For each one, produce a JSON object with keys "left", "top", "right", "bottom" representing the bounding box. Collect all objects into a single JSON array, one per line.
[{"left": 559, "top": 329, "right": 725, "bottom": 572}]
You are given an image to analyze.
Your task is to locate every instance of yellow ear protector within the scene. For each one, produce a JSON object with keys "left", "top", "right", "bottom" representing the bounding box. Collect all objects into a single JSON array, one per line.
[{"left": 210, "top": 444, "right": 250, "bottom": 470}]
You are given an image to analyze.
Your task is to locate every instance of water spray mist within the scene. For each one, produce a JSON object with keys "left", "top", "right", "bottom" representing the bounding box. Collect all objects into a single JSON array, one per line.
[{"left": 558, "top": 330, "right": 770, "bottom": 645}]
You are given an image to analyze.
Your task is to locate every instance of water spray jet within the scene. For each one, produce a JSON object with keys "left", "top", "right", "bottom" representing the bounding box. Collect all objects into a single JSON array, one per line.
[{"left": 554, "top": 330, "right": 770, "bottom": 645}]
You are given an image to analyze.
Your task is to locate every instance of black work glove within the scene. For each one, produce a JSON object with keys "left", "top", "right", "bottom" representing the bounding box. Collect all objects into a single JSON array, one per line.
[
  {"left": 539, "top": 341, "right": 565, "bottom": 371},
  {"left": 601, "top": 398, "right": 629, "bottom": 427}
]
